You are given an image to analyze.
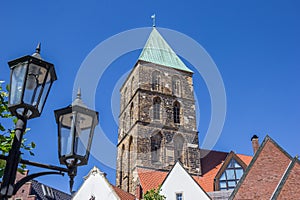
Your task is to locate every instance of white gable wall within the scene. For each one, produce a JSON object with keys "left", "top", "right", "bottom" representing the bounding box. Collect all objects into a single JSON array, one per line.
[
  {"left": 73, "top": 167, "right": 119, "bottom": 200},
  {"left": 160, "top": 162, "right": 210, "bottom": 200}
]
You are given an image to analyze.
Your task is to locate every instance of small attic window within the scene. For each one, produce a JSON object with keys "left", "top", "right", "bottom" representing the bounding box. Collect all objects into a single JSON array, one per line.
[
  {"left": 219, "top": 158, "right": 244, "bottom": 191},
  {"left": 176, "top": 193, "right": 183, "bottom": 200},
  {"left": 41, "top": 184, "right": 54, "bottom": 198}
]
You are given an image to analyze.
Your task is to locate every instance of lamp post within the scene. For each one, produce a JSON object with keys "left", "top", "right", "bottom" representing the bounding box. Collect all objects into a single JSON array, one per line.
[
  {"left": 54, "top": 89, "right": 99, "bottom": 192},
  {"left": 0, "top": 44, "right": 98, "bottom": 199}
]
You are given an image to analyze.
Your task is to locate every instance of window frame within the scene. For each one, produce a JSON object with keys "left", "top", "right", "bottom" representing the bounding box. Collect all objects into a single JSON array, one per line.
[
  {"left": 173, "top": 101, "right": 180, "bottom": 124},
  {"left": 153, "top": 97, "right": 161, "bottom": 120},
  {"left": 214, "top": 151, "right": 247, "bottom": 191},
  {"left": 172, "top": 76, "right": 181, "bottom": 96},
  {"left": 152, "top": 71, "right": 161, "bottom": 91},
  {"left": 218, "top": 159, "right": 244, "bottom": 190},
  {"left": 151, "top": 132, "right": 162, "bottom": 163},
  {"left": 176, "top": 192, "right": 183, "bottom": 200}
]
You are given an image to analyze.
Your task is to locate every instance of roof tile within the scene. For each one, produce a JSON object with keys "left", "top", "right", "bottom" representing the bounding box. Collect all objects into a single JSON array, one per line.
[{"left": 138, "top": 151, "right": 252, "bottom": 193}]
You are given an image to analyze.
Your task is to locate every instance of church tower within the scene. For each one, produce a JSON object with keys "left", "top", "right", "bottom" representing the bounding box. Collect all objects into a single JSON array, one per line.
[{"left": 116, "top": 28, "right": 201, "bottom": 194}]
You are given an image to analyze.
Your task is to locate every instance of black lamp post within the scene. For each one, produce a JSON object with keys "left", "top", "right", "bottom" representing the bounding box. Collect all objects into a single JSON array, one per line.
[
  {"left": 54, "top": 89, "right": 99, "bottom": 192},
  {"left": 0, "top": 44, "right": 98, "bottom": 199}
]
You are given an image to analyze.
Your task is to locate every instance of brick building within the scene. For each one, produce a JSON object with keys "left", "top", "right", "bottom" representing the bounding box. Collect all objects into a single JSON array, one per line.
[
  {"left": 11, "top": 170, "right": 71, "bottom": 200},
  {"left": 230, "top": 136, "right": 300, "bottom": 200}
]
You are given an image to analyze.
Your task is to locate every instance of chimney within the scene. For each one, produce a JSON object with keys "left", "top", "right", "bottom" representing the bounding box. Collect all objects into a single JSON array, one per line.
[{"left": 251, "top": 135, "right": 259, "bottom": 155}]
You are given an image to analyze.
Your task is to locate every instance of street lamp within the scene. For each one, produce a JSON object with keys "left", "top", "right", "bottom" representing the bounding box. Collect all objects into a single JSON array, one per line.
[
  {"left": 54, "top": 89, "right": 99, "bottom": 192},
  {"left": 0, "top": 44, "right": 98, "bottom": 199},
  {"left": 8, "top": 43, "right": 57, "bottom": 119}
]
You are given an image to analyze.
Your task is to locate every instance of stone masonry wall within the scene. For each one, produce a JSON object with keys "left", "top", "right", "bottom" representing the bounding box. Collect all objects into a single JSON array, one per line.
[{"left": 117, "top": 61, "right": 201, "bottom": 194}]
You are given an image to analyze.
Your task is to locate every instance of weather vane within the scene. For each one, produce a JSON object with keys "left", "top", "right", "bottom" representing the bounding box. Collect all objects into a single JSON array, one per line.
[{"left": 151, "top": 14, "right": 156, "bottom": 27}]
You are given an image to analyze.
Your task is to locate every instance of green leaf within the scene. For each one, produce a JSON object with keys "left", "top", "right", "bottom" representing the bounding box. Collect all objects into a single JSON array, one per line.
[
  {"left": 0, "top": 85, "right": 35, "bottom": 178},
  {"left": 5, "top": 84, "right": 10, "bottom": 92},
  {"left": 0, "top": 124, "right": 5, "bottom": 132},
  {"left": 31, "top": 142, "right": 36, "bottom": 148}
]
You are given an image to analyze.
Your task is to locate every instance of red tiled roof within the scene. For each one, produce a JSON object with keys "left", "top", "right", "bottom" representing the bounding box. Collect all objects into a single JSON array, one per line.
[
  {"left": 137, "top": 151, "right": 252, "bottom": 193},
  {"left": 195, "top": 150, "right": 252, "bottom": 192},
  {"left": 236, "top": 153, "right": 252, "bottom": 165},
  {"left": 193, "top": 162, "right": 223, "bottom": 192},
  {"left": 137, "top": 168, "right": 168, "bottom": 193},
  {"left": 112, "top": 185, "right": 136, "bottom": 200}
]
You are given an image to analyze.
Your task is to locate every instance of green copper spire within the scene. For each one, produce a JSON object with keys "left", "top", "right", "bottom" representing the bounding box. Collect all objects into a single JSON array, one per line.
[{"left": 138, "top": 28, "right": 193, "bottom": 73}]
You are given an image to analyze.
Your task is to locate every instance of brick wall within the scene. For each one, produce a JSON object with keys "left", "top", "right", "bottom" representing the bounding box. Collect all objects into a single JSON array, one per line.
[
  {"left": 276, "top": 161, "right": 300, "bottom": 199},
  {"left": 233, "top": 140, "right": 291, "bottom": 199}
]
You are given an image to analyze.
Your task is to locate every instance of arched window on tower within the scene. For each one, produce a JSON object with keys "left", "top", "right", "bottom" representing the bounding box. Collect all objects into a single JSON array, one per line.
[
  {"left": 123, "top": 112, "right": 127, "bottom": 134},
  {"left": 174, "top": 134, "right": 184, "bottom": 162},
  {"left": 130, "top": 103, "right": 134, "bottom": 127},
  {"left": 173, "top": 101, "right": 181, "bottom": 124},
  {"left": 152, "top": 71, "right": 161, "bottom": 91},
  {"left": 123, "top": 87, "right": 127, "bottom": 109},
  {"left": 172, "top": 76, "right": 181, "bottom": 96},
  {"left": 119, "top": 144, "right": 125, "bottom": 187},
  {"left": 153, "top": 97, "right": 161, "bottom": 120},
  {"left": 131, "top": 77, "right": 134, "bottom": 97},
  {"left": 127, "top": 136, "right": 133, "bottom": 192},
  {"left": 151, "top": 132, "right": 162, "bottom": 163}
]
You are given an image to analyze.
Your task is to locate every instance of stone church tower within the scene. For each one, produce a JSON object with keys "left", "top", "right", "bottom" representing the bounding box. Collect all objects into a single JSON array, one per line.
[{"left": 116, "top": 28, "right": 201, "bottom": 194}]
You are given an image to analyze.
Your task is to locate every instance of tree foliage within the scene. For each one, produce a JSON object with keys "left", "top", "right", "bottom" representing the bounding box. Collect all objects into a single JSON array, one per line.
[
  {"left": 0, "top": 81, "right": 35, "bottom": 178},
  {"left": 143, "top": 186, "right": 166, "bottom": 200}
]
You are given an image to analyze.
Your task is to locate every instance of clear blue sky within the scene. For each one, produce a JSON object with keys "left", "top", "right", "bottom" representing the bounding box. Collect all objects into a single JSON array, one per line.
[{"left": 1, "top": 0, "right": 299, "bottom": 194}]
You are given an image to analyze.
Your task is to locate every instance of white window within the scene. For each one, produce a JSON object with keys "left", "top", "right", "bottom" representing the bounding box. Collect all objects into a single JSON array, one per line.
[
  {"left": 176, "top": 193, "right": 183, "bottom": 200},
  {"left": 41, "top": 184, "right": 54, "bottom": 198}
]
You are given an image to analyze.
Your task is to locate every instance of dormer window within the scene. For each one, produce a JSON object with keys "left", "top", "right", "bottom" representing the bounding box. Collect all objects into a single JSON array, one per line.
[
  {"left": 219, "top": 158, "right": 244, "bottom": 190},
  {"left": 41, "top": 184, "right": 54, "bottom": 198}
]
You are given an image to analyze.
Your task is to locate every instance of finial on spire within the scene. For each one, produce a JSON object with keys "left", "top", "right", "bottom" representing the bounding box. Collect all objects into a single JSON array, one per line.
[
  {"left": 36, "top": 42, "right": 41, "bottom": 54},
  {"left": 76, "top": 88, "right": 81, "bottom": 99},
  {"left": 151, "top": 14, "right": 156, "bottom": 27}
]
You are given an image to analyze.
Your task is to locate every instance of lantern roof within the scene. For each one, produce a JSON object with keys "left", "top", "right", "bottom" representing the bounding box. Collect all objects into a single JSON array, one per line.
[
  {"left": 31, "top": 43, "right": 42, "bottom": 59},
  {"left": 72, "top": 88, "right": 87, "bottom": 108}
]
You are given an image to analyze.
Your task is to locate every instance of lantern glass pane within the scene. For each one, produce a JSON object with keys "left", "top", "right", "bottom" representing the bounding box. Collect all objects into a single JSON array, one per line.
[
  {"left": 59, "top": 115, "right": 73, "bottom": 156},
  {"left": 23, "top": 64, "right": 47, "bottom": 106},
  {"left": 74, "top": 113, "right": 93, "bottom": 156},
  {"left": 38, "top": 71, "right": 52, "bottom": 112},
  {"left": 10, "top": 62, "right": 27, "bottom": 105}
]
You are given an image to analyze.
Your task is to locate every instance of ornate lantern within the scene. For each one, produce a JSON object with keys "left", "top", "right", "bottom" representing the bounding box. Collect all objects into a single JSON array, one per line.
[
  {"left": 54, "top": 89, "right": 99, "bottom": 168},
  {"left": 8, "top": 43, "right": 57, "bottom": 119}
]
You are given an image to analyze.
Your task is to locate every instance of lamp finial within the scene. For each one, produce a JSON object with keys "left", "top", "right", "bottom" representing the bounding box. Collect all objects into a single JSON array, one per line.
[{"left": 36, "top": 42, "right": 41, "bottom": 54}]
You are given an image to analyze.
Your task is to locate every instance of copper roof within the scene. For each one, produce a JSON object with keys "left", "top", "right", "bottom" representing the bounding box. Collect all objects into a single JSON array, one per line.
[{"left": 139, "top": 27, "right": 193, "bottom": 73}]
